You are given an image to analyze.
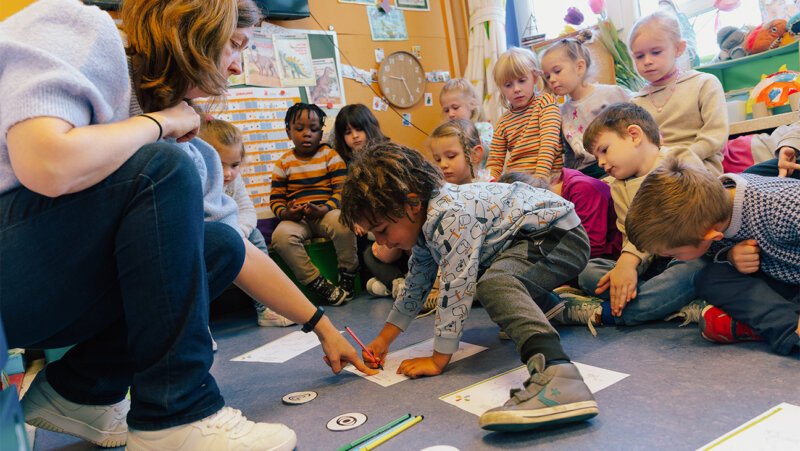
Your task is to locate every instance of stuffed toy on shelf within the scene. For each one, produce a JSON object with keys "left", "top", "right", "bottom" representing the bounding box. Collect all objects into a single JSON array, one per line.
[
  {"left": 713, "top": 25, "right": 750, "bottom": 62},
  {"left": 743, "top": 19, "right": 792, "bottom": 54}
]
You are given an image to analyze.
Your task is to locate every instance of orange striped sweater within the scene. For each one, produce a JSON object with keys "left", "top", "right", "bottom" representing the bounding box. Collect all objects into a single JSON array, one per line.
[
  {"left": 487, "top": 93, "right": 563, "bottom": 179},
  {"left": 269, "top": 144, "right": 347, "bottom": 218}
]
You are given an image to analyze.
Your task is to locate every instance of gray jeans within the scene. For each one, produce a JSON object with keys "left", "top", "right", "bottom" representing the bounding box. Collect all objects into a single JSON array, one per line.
[
  {"left": 476, "top": 226, "right": 590, "bottom": 362},
  {"left": 271, "top": 209, "right": 358, "bottom": 284}
]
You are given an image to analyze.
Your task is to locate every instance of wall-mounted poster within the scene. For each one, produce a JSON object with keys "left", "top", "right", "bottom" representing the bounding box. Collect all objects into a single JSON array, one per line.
[
  {"left": 244, "top": 30, "right": 282, "bottom": 87},
  {"left": 273, "top": 34, "right": 316, "bottom": 87},
  {"left": 306, "top": 58, "right": 345, "bottom": 109},
  {"left": 396, "top": 0, "right": 429, "bottom": 11},
  {"left": 367, "top": 5, "right": 408, "bottom": 41}
]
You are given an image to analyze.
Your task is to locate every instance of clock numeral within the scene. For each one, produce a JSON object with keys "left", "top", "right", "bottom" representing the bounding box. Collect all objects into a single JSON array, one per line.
[
  {"left": 400, "top": 97, "right": 405, "bottom": 104},
  {"left": 384, "top": 87, "right": 390, "bottom": 94},
  {"left": 417, "top": 77, "right": 422, "bottom": 83},
  {"left": 415, "top": 67, "right": 420, "bottom": 73},
  {"left": 398, "top": 54, "right": 405, "bottom": 61},
  {"left": 388, "top": 57, "right": 395, "bottom": 64},
  {"left": 382, "top": 76, "right": 387, "bottom": 82},
  {"left": 391, "top": 94, "right": 396, "bottom": 100},
  {"left": 415, "top": 87, "right": 420, "bottom": 93}
]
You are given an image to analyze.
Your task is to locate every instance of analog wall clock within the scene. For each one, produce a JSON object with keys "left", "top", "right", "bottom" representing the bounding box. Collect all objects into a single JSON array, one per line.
[{"left": 377, "top": 51, "right": 426, "bottom": 108}]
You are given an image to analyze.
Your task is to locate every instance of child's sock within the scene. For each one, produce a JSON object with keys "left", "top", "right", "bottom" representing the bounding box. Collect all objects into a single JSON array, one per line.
[{"left": 600, "top": 301, "right": 615, "bottom": 326}]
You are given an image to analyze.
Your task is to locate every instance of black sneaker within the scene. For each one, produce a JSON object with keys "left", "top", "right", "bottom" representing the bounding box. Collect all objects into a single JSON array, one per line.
[
  {"left": 307, "top": 275, "right": 348, "bottom": 306},
  {"left": 338, "top": 269, "right": 358, "bottom": 301},
  {"left": 478, "top": 354, "right": 598, "bottom": 431}
]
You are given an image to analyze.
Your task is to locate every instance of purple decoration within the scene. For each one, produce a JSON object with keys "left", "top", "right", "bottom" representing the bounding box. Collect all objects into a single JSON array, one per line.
[{"left": 564, "top": 7, "right": 585, "bottom": 25}]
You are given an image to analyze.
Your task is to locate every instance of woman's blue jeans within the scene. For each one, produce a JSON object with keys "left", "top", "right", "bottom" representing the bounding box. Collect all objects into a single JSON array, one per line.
[{"left": 0, "top": 143, "right": 244, "bottom": 430}]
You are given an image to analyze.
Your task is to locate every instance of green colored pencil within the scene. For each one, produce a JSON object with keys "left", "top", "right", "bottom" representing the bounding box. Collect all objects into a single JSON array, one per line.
[{"left": 335, "top": 413, "right": 411, "bottom": 451}]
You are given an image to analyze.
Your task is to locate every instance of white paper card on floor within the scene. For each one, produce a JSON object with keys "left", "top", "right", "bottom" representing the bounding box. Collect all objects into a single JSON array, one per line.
[
  {"left": 344, "top": 339, "right": 487, "bottom": 387},
  {"left": 698, "top": 402, "right": 800, "bottom": 451},
  {"left": 231, "top": 330, "right": 321, "bottom": 363},
  {"left": 439, "top": 362, "right": 629, "bottom": 417}
]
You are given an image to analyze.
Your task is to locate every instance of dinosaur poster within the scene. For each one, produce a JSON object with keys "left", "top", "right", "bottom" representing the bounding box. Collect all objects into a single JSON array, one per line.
[
  {"left": 306, "top": 58, "right": 345, "bottom": 109},
  {"left": 273, "top": 34, "right": 316, "bottom": 87},
  {"left": 244, "top": 30, "right": 281, "bottom": 88}
]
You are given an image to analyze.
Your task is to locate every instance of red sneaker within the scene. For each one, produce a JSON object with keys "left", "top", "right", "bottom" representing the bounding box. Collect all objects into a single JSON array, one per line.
[{"left": 699, "top": 305, "right": 763, "bottom": 343}]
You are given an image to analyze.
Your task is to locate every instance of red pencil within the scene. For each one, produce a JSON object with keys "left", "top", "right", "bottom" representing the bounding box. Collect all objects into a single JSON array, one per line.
[{"left": 345, "top": 326, "right": 384, "bottom": 370}]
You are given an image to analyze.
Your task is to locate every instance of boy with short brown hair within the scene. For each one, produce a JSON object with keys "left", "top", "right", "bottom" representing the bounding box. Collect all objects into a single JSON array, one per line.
[{"left": 627, "top": 160, "right": 800, "bottom": 354}]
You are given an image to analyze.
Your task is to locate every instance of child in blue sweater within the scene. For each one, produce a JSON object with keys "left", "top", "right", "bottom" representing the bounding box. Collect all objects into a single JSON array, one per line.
[
  {"left": 340, "top": 142, "right": 599, "bottom": 432},
  {"left": 626, "top": 160, "right": 800, "bottom": 355}
]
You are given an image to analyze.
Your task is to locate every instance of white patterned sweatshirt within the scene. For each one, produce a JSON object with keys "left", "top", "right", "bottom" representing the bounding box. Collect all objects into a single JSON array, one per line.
[{"left": 386, "top": 182, "right": 581, "bottom": 354}]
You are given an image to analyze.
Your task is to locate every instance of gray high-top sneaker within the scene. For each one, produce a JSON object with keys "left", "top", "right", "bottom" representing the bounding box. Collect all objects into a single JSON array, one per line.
[{"left": 478, "top": 354, "right": 598, "bottom": 431}]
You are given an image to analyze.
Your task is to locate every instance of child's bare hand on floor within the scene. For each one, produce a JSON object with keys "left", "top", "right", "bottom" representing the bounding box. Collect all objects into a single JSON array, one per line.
[{"left": 397, "top": 351, "right": 451, "bottom": 378}]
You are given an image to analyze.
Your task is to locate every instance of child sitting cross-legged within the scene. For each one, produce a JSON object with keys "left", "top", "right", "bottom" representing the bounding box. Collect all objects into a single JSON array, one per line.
[
  {"left": 564, "top": 102, "right": 709, "bottom": 331},
  {"left": 270, "top": 103, "right": 358, "bottom": 305},
  {"left": 340, "top": 141, "right": 599, "bottom": 432},
  {"left": 626, "top": 161, "right": 800, "bottom": 355}
]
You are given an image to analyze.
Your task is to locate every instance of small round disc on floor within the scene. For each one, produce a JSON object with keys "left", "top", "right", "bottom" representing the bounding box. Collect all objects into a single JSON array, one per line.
[
  {"left": 282, "top": 391, "right": 317, "bottom": 405},
  {"left": 420, "top": 446, "right": 460, "bottom": 451},
  {"left": 326, "top": 412, "right": 368, "bottom": 431}
]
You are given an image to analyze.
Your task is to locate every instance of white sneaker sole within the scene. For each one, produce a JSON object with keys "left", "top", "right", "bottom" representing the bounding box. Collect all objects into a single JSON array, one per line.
[
  {"left": 478, "top": 400, "right": 598, "bottom": 431},
  {"left": 26, "top": 406, "right": 127, "bottom": 448}
]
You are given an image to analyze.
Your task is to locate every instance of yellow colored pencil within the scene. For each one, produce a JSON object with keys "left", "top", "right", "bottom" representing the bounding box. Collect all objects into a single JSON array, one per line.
[{"left": 358, "top": 415, "right": 423, "bottom": 451}]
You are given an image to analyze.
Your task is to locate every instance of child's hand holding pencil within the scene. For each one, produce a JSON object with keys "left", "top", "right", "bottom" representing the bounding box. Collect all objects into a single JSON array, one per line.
[{"left": 345, "top": 327, "right": 385, "bottom": 370}]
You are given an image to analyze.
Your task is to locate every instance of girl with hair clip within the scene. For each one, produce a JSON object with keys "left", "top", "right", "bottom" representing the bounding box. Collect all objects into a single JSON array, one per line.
[
  {"left": 541, "top": 34, "right": 631, "bottom": 179},
  {"left": 333, "top": 103, "right": 388, "bottom": 164},
  {"left": 629, "top": 10, "right": 728, "bottom": 175},
  {"left": 439, "top": 78, "right": 493, "bottom": 161},
  {"left": 487, "top": 47, "right": 563, "bottom": 181},
  {"left": 0, "top": 0, "right": 374, "bottom": 449}
]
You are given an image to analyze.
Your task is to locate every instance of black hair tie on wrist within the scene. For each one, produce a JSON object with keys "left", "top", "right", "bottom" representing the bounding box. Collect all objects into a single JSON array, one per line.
[{"left": 139, "top": 114, "right": 163, "bottom": 141}]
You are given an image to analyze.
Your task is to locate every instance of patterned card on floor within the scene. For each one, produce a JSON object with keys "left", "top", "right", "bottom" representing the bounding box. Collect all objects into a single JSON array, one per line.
[
  {"left": 439, "top": 362, "right": 629, "bottom": 416},
  {"left": 231, "top": 330, "right": 322, "bottom": 363},
  {"left": 698, "top": 402, "right": 800, "bottom": 450},
  {"left": 344, "top": 339, "right": 487, "bottom": 387}
]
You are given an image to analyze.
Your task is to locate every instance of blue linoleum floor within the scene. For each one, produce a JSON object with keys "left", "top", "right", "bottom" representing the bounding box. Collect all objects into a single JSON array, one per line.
[{"left": 32, "top": 291, "right": 800, "bottom": 450}]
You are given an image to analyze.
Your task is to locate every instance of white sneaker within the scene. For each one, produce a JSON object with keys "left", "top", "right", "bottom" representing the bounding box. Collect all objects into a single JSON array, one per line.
[
  {"left": 208, "top": 326, "right": 218, "bottom": 352},
  {"left": 391, "top": 277, "right": 406, "bottom": 299},
  {"left": 23, "top": 371, "right": 129, "bottom": 447},
  {"left": 366, "top": 277, "right": 390, "bottom": 296},
  {"left": 127, "top": 406, "right": 297, "bottom": 451},
  {"left": 257, "top": 307, "right": 295, "bottom": 327}
]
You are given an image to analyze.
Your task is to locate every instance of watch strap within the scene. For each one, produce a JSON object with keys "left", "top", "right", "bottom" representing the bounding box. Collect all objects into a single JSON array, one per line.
[{"left": 301, "top": 306, "right": 325, "bottom": 333}]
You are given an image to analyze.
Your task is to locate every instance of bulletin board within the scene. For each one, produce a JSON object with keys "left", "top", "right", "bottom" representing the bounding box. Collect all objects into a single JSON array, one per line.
[{"left": 270, "top": 0, "right": 470, "bottom": 155}]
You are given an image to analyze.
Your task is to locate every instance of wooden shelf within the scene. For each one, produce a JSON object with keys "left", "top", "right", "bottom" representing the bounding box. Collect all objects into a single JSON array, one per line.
[{"left": 729, "top": 111, "right": 799, "bottom": 136}]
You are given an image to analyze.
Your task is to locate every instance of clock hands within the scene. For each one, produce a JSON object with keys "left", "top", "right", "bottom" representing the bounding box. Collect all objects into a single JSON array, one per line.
[{"left": 390, "top": 75, "right": 412, "bottom": 99}]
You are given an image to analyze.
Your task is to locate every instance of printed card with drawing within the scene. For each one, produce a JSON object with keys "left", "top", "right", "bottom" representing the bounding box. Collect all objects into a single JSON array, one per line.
[
  {"left": 440, "top": 362, "right": 629, "bottom": 416},
  {"left": 273, "top": 34, "right": 316, "bottom": 87},
  {"left": 306, "top": 58, "right": 344, "bottom": 108},
  {"left": 344, "top": 339, "right": 487, "bottom": 387}
]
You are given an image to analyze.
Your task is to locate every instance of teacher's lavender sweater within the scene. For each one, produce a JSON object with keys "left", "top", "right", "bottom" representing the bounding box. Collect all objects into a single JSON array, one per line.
[{"left": 0, "top": 0, "right": 240, "bottom": 234}]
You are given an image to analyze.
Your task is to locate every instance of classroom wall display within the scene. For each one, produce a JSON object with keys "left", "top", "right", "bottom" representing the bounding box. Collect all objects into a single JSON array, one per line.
[
  {"left": 396, "top": 0, "right": 430, "bottom": 11},
  {"left": 244, "top": 29, "right": 282, "bottom": 87},
  {"left": 273, "top": 34, "right": 316, "bottom": 87},
  {"left": 306, "top": 58, "right": 345, "bottom": 108},
  {"left": 197, "top": 87, "right": 302, "bottom": 214},
  {"left": 367, "top": 5, "right": 409, "bottom": 41}
]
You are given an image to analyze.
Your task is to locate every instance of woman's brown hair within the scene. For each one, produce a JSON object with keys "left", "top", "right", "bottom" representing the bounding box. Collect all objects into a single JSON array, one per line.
[{"left": 122, "top": 0, "right": 261, "bottom": 112}]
